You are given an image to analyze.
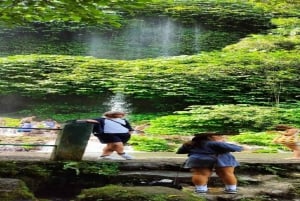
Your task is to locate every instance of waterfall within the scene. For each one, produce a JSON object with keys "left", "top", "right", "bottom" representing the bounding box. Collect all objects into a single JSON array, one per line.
[
  {"left": 86, "top": 17, "right": 205, "bottom": 59},
  {"left": 160, "top": 19, "right": 175, "bottom": 56},
  {"left": 103, "top": 93, "right": 132, "bottom": 113}
]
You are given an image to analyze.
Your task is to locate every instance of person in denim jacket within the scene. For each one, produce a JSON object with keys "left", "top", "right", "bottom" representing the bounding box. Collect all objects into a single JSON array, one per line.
[{"left": 177, "top": 133, "right": 245, "bottom": 194}]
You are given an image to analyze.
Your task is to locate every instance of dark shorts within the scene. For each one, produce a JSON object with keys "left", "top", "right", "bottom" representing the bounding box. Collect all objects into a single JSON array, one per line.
[
  {"left": 184, "top": 157, "right": 217, "bottom": 169},
  {"left": 94, "top": 133, "right": 131, "bottom": 144}
]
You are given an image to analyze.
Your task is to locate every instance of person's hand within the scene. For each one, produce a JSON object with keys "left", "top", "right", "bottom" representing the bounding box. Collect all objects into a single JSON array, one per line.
[
  {"left": 242, "top": 145, "right": 253, "bottom": 151},
  {"left": 242, "top": 145, "right": 263, "bottom": 152}
]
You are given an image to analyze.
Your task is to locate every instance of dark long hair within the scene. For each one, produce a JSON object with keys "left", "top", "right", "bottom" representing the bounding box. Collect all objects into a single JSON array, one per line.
[
  {"left": 275, "top": 124, "right": 294, "bottom": 131},
  {"left": 183, "top": 134, "right": 211, "bottom": 149}
]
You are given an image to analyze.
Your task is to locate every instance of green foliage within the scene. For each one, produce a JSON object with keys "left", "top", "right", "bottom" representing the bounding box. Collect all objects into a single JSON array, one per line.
[
  {"left": 0, "top": 162, "right": 18, "bottom": 176},
  {"left": 248, "top": 0, "right": 300, "bottom": 17},
  {"left": 0, "top": 0, "right": 273, "bottom": 31},
  {"left": 7, "top": 104, "right": 166, "bottom": 125},
  {"left": 196, "top": 31, "right": 242, "bottom": 51},
  {"left": 229, "top": 132, "right": 275, "bottom": 146},
  {"left": 164, "top": 0, "right": 273, "bottom": 31},
  {"left": 224, "top": 17, "right": 300, "bottom": 52},
  {"left": 228, "top": 132, "right": 283, "bottom": 153},
  {"left": 145, "top": 104, "right": 300, "bottom": 135},
  {"left": 0, "top": 0, "right": 273, "bottom": 59},
  {"left": 63, "top": 161, "right": 119, "bottom": 176},
  {"left": 16, "top": 103, "right": 103, "bottom": 122},
  {"left": 0, "top": 0, "right": 149, "bottom": 27},
  {"left": 127, "top": 113, "right": 170, "bottom": 124},
  {"left": 0, "top": 1, "right": 299, "bottom": 149},
  {"left": 0, "top": 20, "right": 250, "bottom": 59},
  {"left": 130, "top": 135, "right": 175, "bottom": 152},
  {"left": 0, "top": 48, "right": 299, "bottom": 106},
  {"left": 0, "top": 2, "right": 298, "bottom": 106}
]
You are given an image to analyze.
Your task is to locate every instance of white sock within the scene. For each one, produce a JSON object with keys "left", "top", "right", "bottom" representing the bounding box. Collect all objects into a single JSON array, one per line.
[
  {"left": 225, "top": 185, "right": 237, "bottom": 190},
  {"left": 195, "top": 185, "right": 208, "bottom": 191}
]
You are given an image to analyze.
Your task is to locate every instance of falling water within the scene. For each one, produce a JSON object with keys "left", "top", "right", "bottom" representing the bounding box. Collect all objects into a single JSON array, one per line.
[
  {"left": 87, "top": 33, "right": 107, "bottom": 58},
  {"left": 86, "top": 17, "right": 205, "bottom": 59},
  {"left": 161, "top": 19, "right": 175, "bottom": 56},
  {"left": 194, "top": 25, "right": 202, "bottom": 53},
  {"left": 103, "top": 93, "right": 132, "bottom": 113}
]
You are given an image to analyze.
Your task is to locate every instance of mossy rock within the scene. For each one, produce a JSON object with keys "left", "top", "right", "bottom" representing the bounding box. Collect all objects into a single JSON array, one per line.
[
  {"left": 76, "top": 185, "right": 203, "bottom": 201},
  {"left": 0, "top": 178, "right": 36, "bottom": 201}
]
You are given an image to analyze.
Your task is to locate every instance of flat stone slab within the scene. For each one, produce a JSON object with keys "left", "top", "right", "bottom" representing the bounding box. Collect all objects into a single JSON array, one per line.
[{"left": 0, "top": 151, "right": 300, "bottom": 164}]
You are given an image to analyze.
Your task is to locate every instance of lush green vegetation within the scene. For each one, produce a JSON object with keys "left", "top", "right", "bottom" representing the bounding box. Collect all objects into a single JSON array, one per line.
[
  {"left": 0, "top": 50, "right": 299, "bottom": 105},
  {"left": 0, "top": 0, "right": 272, "bottom": 59},
  {"left": 0, "top": 0, "right": 273, "bottom": 30},
  {"left": 228, "top": 132, "right": 282, "bottom": 153},
  {"left": 0, "top": 0, "right": 150, "bottom": 27},
  {"left": 0, "top": 24, "right": 244, "bottom": 59},
  {"left": 146, "top": 104, "right": 300, "bottom": 135},
  {"left": 130, "top": 135, "right": 177, "bottom": 152},
  {"left": 0, "top": 1, "right": 299, "bottom": 152}
]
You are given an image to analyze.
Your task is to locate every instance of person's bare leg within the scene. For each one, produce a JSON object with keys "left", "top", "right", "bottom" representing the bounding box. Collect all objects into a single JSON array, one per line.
[
  {"left": 294, "top": 149, "right": 300, "bottom": 158},
  {"left": 112, "top": 142, "right": 133, "bottom": 159},
  {"left": 101, "top": 143, "right": 114, "bottom": 156},
  {"left": 215, "top": 167, "right": 237, "bottom": 185},
  {"left": 112, "top": 142, "right": 125, "bottom": 154},
  {"left": 283, "top": 144, "right": 300, "bottom": 159},
  {"left": 191, "top": 168, "right": 212, "bottom": 193},
  {"left": 294, "top": 144, "right": 300, "bottom": 158},
  {"left": 192, "top": 168, "right": 212, "bottom": 185},
  {"left": 216, "top": 166, "right": 238, "bottom": 193}
]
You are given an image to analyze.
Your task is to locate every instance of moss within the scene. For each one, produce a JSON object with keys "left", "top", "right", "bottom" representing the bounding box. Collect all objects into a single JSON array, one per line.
[
  {"left": 63, "top": 161, "right": 119, "bottom": 176},
  {"left": 76, "top": 185, "right": 203, "bottom": 201},
  {"left": 0, "top": 162, "right": 52, "bottom": 192},
  {"left": 0, "top": 178, "right": 37, "bottom": 201},
  {"left": 0, "top": 162, "right": 19, "bottom": 177},
  {"left": 20, "top": 164, "right": 50, "bottom": 178}
]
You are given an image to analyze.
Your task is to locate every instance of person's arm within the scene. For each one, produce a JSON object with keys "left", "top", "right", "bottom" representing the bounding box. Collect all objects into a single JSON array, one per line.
[
  {"left": 211, "top": 141, "right": 244, "bottom": 153},
  {"left": 124, "top": 119, "right": 134, "bottom": 132},
  {"left": 76, "top": 119, "right": 99, "bottom": 124}
]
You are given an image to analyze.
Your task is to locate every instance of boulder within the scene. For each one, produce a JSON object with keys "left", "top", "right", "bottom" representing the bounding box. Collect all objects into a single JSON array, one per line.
[
  {"left": 0, "top": 178, "right": 36, "bottom": 201},
  {"left": 75, "top": 185, "right": 202, "bottom": 201}
]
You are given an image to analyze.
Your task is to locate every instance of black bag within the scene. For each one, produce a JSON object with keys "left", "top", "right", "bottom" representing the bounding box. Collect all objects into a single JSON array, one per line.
[{"left": 92, "top": 118, "right": 105, "bottom": 135}]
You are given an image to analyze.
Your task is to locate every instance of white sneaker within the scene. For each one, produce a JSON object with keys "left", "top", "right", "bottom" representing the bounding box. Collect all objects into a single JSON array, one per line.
[
  {"left": 119, "top": 153, "right": 134, "bottom": 160},
  {"left": 99, "top": 155, "right": 115, "bottom": 160}
]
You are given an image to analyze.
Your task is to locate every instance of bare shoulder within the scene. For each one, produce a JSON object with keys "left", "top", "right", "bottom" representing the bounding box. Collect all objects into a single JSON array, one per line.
[{"left": 284, "top": 128, "right": 299, "bottom": 136}]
